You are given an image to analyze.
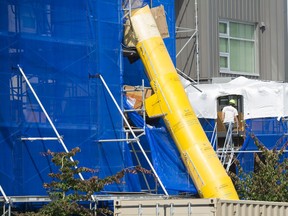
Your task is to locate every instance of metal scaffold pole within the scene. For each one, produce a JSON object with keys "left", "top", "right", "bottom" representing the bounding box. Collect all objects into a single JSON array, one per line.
[
  {"left": 17, "top": 65, "right": 84, "bottom": 181},
  {"left": 0, "top": 185, "right": 10, "bottom": 216},
  {"left": 195, "top": 0, "right": 200, "bottom": 83},
  {"left": 97, "top": 74, "right": 169, "bottom": 196},
  {"left": 175, "top": 0, "right": 200, "bottom": 84}
]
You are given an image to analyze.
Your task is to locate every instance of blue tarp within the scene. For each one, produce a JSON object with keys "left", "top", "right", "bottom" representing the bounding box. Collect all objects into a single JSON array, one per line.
[
  {"left": 124, "top": 98, "right": 197, "bottom": 195},
  {"left": 0, "top": 0, "right": 127, "bottom": 195},
  {"left": 237, "top": 118, "right": 288, "bottom": 173}
]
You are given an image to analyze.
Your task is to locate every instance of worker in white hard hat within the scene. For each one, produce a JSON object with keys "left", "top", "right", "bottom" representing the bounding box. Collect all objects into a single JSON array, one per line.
[{"left": 222, "top": 99, "right": 239, "bottom": 132}]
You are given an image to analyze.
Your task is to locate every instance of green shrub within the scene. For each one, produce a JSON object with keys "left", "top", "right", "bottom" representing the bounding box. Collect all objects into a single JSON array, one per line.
[
  {"left": 230, "top": 134, "right": 288, "bottom": 202},
  {"left": 15, "top": 147, "right": 151, "bottom": 215}
]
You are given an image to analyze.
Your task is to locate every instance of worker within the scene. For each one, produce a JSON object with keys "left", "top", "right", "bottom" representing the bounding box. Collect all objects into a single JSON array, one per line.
[{"left": 222, "top": 99, "right": 239, "bottom": 132}]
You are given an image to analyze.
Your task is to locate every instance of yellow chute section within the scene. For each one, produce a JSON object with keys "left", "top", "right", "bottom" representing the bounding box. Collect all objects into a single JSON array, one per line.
[{"left": 130, "top": 5, "right": 239, "bottom": 200}]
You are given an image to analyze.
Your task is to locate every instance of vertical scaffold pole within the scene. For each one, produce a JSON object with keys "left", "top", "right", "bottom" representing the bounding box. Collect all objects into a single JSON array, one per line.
[{"left": 195, "top": 0, "right": 200, "bottom": 84}]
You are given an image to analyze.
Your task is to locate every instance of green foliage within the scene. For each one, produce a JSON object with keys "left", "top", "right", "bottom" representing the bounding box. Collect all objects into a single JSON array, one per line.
[
  {"left": 230, "top": 134, "right": 288, "bottom": 202},
  {"left": 15, "top": 147, "right": 152, "bottom": 216}
]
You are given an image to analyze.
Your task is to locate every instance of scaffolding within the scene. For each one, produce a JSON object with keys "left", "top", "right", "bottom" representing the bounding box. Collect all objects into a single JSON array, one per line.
[
  {"left": 0, "top": 185, "right": 10, "bottom": 216},
  {"left": 218, "top": 123, "right": 235, "bottom": 171},
  {"left": 176, "top": 0, "right": 200, "bottom": 84},
  {"left": 17, "top": 65, "right": 85, "bottom": 181},
  {"left": 122, "top": 81, "right": 153, "bottom": 193},
  {"left": 95, "top": 74, "right": 168, "bottom": 196}
]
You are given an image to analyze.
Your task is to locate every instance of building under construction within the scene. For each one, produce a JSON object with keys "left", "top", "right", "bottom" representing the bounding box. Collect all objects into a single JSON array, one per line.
[{"left": 1, "top": 0, "right": 288, "bottom": 214}]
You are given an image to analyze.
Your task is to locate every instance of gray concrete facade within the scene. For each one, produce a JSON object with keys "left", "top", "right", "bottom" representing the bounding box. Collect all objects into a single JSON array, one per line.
[{"left": 175, "top": 0, "right": 288, "bottom": 83}]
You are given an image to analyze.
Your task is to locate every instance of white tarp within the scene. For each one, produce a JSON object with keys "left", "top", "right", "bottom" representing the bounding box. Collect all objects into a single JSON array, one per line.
[{"left": 181, "top": 76, "right": 288, "bottom": 120}]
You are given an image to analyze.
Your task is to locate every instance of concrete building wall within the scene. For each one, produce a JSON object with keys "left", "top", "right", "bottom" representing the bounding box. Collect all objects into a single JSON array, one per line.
[{"left": 175, "top": 0, "right": 288, "bottom": 83}]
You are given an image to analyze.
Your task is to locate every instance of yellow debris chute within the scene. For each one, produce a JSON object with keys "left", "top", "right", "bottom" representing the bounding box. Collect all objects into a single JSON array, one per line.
[{"left": 130, "top": 5, "right": 239, "bottom": 200}]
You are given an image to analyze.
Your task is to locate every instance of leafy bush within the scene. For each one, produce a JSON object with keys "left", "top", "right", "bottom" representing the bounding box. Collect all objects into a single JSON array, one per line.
[
  {"left": 14, "top": 147, "right": 151, "bottom": 215},
  {"left": 230, "top": 134, "right": 288, "bottom": 202}
]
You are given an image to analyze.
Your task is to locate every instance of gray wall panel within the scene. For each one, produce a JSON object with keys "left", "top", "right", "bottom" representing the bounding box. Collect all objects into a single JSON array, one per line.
[
  {"left": 198, "top": 0, "right": 212, "bottom": 80},
  {"left": 218, "top": 0, "right": 259, "bottom": 22},
  {"left": 175, "top": 0, "right": 197, "bottom": 79},
  {"left": 259, "top": 0, "right": 285, "bottom": 81},
  {"left": 176, "top": 0, "right": 286, "bottom": 83}
]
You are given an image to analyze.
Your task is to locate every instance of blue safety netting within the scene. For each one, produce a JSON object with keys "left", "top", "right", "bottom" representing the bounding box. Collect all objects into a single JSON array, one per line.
[
  {"left": 0, "top": 0, "right": 137, "bottom": 196},
  {"left": 0, "top": 0, "right": 177, "bottom": 197},
  {"left": 237, "top": 118, "right": 288, "bottom": 173}
]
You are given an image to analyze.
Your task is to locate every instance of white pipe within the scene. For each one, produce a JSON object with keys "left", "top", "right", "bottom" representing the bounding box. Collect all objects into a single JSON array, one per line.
[
  {"left": 0, "top": 185, "right": 9, "bottom": 203},
  {"left": 97, "top": 138, "right": 138, "bottom": 143},
  {"left": 21, "top": 137, "right": 60, "bottom": 141}
]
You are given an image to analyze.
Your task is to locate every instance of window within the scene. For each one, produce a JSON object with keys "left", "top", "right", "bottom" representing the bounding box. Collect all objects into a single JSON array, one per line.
[
  {"left": 219, "top": 21, "right": 257, "bottom": 75},
  {"left": 8, "top": 4, "right": 51, "bottom": 35}
]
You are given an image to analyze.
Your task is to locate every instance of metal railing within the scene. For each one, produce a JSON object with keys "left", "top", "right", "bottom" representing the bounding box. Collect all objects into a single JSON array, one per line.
[{"left": 219, "top": 123, "right": 235, "bottom": 171}]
